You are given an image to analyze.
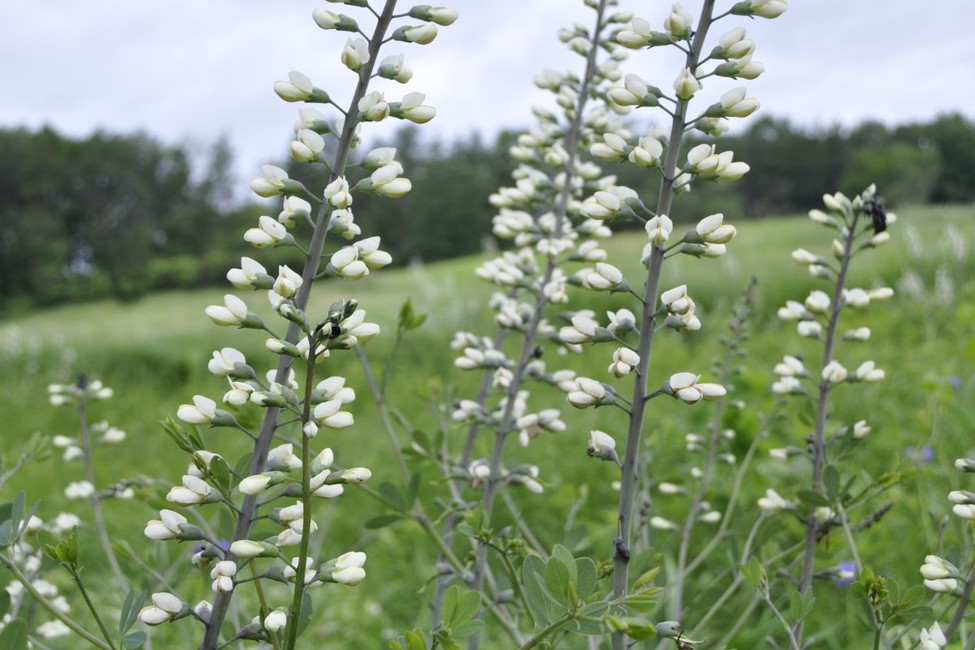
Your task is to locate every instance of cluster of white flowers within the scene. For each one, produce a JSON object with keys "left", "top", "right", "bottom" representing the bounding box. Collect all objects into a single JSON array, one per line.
[
  {"left": 135, "top": 2, "right": 459, "bottom": 644},
  {"left": 1, "top": 514, "right": 80, "bottom": 640},
  {"left": 912, "top": 458, "right": 975, "bottom": 647}
]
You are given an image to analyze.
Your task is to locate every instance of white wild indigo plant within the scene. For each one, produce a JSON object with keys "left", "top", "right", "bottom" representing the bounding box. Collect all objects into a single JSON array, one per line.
[
  {"left": 2, "top": 1, "right": 963, "bottom": 650},
  {"left": 748, "top": 186, "right": 936, "bottom": 649},
  {"left": 378, "top": 0, "right": 794, "bottom": 648},
  {"left": 918, "top": 456, "right": 975, "bottom": 649},
  {"left": 1, "top": 2, "right": 457, "bottom": 649},
  {"left": 0, "top": 377, "right": 135, "bottom": 648}
]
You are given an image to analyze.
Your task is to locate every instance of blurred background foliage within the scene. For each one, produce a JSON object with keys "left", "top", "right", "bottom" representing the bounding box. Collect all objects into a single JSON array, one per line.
[{"left": 1, "top": 112, "right": 974, "bottom": 315}]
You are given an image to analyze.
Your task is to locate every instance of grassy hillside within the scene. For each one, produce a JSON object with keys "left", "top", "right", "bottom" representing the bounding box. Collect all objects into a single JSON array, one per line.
[{"left": 0, "top": 204, "right": 973, "bottom": 647}]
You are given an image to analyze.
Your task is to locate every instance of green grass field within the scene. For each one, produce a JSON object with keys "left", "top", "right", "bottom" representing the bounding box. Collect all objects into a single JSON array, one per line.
[{"left": 1, "top": 204, "right": 973, "bottom": 647}]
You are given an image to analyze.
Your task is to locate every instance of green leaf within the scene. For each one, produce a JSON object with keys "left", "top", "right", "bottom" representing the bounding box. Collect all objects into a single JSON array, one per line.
[
  {"left": 441, "top": 584, "right": 459, "bottom": 624},
  {"left": 365, "top": 514, "right": 405, "bottom": 529},
  {"left": 406, "top": 629, "right": 429, "bottom": 650},
  {"left": 551, "top": 545, "right": 578, "bottom": 584},
  {"left": 3, "top": 492, "right": 26, "bottom": 547},
  {"left": 389, "top": 629, "right": 430, "bottom": 650},
  {"left": 575, "top": 557, "right": 597, "bottom": 600},
  {"left": 0, "top": 520, "right": 14, "bottom": 548},
  {"left": 574, "top": 612, "right": 608, "bottom": 636},
  {"left": 407, "top": 472, "right": 421, "bottom": 506},
  {"left": 887, "top": 605, "right": 934, "bottom": 625},
  {"left": 208, "top": 455, "right": 232, "bottom": 491},
  {"left": 741, "top": 556, "right": 767, "bottom": 591},
  {"left": 796, "top": 489, "right": 831, "bottom": 507},
  {"left": 398, "top": 299, "right": 427, "bottom": 331},
  {"left": 623, "top": 593, "right": 659, "bottom": 613},
  {"left": 159, "top": 417, "right": 194, "bottom": 453},
  {"left": 824, "top": 465, "right": 840, "bottom": 502},
  {"left": 379, "top": 481, "right": 406, "bottom": 512},
  {"left": 235, "top": 452, "right": 254, "bottom": 478},
  {"left": 447, "top": 587, "right": 480, "bottom": 626},
  {"left": 543, "top": 553, "right": 574, "bottom": 607},
  {"left": 522, "top": 555, "right": 561, "bottom": 623},
  {"left": 123, "top": 631, "right": 148, "bottom": 649},
  {"left": 789, "top": 590, "right": 815, "bottom": 623},
  {"left": 632, "top": 566, "right": 661, "bottom": 591},
  {"left": 0, "top": 590, "right": 10, "bottom": 620},
  {"left": 0, "top": 619, "right": 28, "bottom": 650},
  {"left": 16, "top": 501, "right": 39, "bottom": 541},
  {"left": 604, "top": 615, "right": 656, "bottom": 641},
  {"left": 898, "top": 584, "right": 926, "bottom": 610},
  {"left": 119, "top": 590, "right": 147, "bottom": 635},
  {"left": 295, "top": 591, "right": 313, "bottom": 638},
  {"left": 451, "top": 620, "right": 484, "bottom": 638}
]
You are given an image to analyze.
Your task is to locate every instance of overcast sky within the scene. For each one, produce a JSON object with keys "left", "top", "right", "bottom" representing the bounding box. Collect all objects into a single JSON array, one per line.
[{"left": 2, "top": 1, "right": 971, "bottom": 188}]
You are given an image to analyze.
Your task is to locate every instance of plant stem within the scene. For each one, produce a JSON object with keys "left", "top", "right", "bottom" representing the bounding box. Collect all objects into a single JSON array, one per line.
[
  {"left": 0, "top": 553, "right": 113, "bottom": 650},
  {"left": 942, "top": 559, "right": 975, "bottom": 642},
  {"left": 71, "top": 568, "right": 119, "bottom": 650},
  {"left": 355, "top": 345, "right": 410, "bottom": 482},
  {"left": 612, "top": 7, "right": 715, "bottom": 650},
  {"left": 199, "top": 5, "right": 398, "bottom": 648},
  {"left": 762, "top": 592, "right": 800, "bottom": 650},
  {"left": 283, "top": 333, "right": 320, "bottom": 650},
  {"left": 670, "top": 282, "right": 754, "bottom": 622},
  {"left": 77, "top": 389, "right": 127, "bottom": 591},
  {"left": 467, "top": 4, "right": 609, "bottom": 646},
  {"left": 793, "top": 208, "right": 859, "bottom": 644},
  {"left": 516, "top": 611, "right": 576, "bottom": 650},
  {"left": 250, "top": 563, "right": 281, "bottom": 650},
  {"left": 414, "top": 515, "right": 523, "bottom": 644}
]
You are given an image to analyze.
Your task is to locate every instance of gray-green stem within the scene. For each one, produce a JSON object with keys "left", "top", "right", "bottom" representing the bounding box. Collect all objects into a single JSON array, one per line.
[
  {"left": 71, "top": 568, "right": 119, "bottom": 650},
  {"left": 283, "top": 333, "right": 320, "bottom": 650},
  {"left": 355, "top": 345, "right": 410, "bottom": 482},
  {"left": 466, "top": 4, "right": 608, "bottom": 647},
  {"left": 669, "top": 285, "right": 752, "bottom": 623},
  {"left": 793, "top": 209, "right": 859, "bottom": 644},
  {"left": 943, "top": 559, "right": 975, "bottom": 643},
  {"left": 199, "top": 4, "right": 397, "bottom": 647},
  {"left": 0, "top": 553, "right": 113, "bottom": 650},
  {"left": 612, "top": 6, "right": 715, "bottom": 650},
  {"left": 77, "top": 392, "right": 127, "bottom": 591}
]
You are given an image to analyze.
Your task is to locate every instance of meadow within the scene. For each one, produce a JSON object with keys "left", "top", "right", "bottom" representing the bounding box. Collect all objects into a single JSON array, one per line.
[{"left": 1, "top": 203, "right": 973, "bottom": 647}]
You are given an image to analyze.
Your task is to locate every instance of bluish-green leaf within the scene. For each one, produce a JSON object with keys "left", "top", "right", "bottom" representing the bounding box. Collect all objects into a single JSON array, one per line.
[
  {"left": 295, "top": 591, "right": 313, "bottom": 638},
  {"left": 365, "top": 514, "right": 405, "bottom": 529},
  {"left": 208, "top": 455, "right": 232, "bottom": 491},
  {"left": 119, "top": 590, "right": 147, "bottom": 635},
  {"left": 543, "top": 554, "right": 573, "bottom": 607},
  {"left": 824, "top": 465, "right": 840, "bottom": 502},
  {"left": 575, "top": 557, "right": 597, "bottom": 600},
  {"left": 407, "top": 472, "right": 421, "bottom": 506},
  {"left": 796, "top": 489, "right": 831, "bottom": 507},
  {"left": 123, "top": 631, "right": 148, "bottom": 649},
  {"left": 0, "top": 618, "right": 28, "bottom": 650},
  {"left": 522, "top": 555, "right": 561, "bottom": 623},
  {"left": 379, "top": 481, "right": 406, "bottom": 512}
]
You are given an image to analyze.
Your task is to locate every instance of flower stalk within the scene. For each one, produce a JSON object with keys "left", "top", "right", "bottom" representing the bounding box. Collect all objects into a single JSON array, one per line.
[{"left": 612, "top": 2, "right": 718, "bottom": 634}]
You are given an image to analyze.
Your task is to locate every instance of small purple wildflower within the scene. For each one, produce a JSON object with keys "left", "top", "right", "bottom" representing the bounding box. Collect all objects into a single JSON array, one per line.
[
  {"left": 905, "top": 445, "right": 934, "bottom": 466},
  {"left": 948, "top": 375, "right": 962, "bottom": 391},
  {"left": 833, "top": 561, "right": 856, "bottom": 586}
]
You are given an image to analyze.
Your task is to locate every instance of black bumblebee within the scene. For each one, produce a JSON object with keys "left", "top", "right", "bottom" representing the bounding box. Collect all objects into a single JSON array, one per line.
[{"left": 862, "top": 194, "right": 887, "bottom": 234}]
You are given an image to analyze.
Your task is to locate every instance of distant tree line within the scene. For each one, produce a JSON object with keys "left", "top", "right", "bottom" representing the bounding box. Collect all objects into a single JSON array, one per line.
[{"left": 1, "top": 113, "right": 972, "bottom": 313}]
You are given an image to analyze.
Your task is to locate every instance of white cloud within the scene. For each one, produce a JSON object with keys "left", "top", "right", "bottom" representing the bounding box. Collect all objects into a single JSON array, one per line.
[{"left": 1, "top": 0, "right": 971, "bottom": 185}]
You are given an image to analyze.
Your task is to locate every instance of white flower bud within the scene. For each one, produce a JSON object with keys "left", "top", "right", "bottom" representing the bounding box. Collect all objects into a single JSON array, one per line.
[
  {"left": 264, "top": 609, "right": 288, "bottom": 633},
  {"left": 673, "top": 68, "right": 700, "bottom": 100},
  {"left": 821, "top": 361, "right": 848, "bottom": 385},
  {"left": 757, "top": 488, "right": 791, "bottom": 513}
]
